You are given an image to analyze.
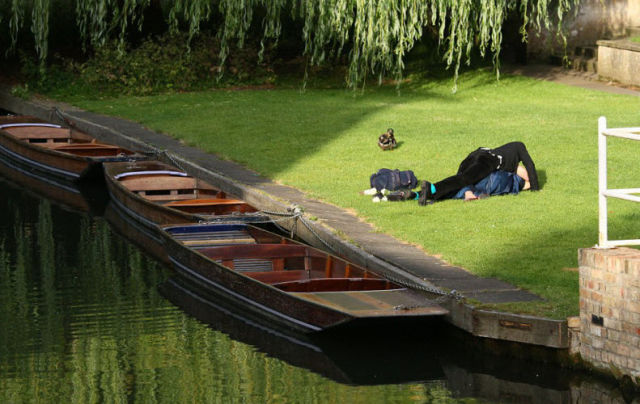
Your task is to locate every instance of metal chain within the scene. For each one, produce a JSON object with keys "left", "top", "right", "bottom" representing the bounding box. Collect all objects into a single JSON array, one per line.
[
  {"left": 381, "top": 270, "right": 463, "bottom": 302},
  {"left": 51, "top": 107, "right": 77, "bottom": 129},
  {"left": 50, "top": 107, "right": 459, "bottom": 303},
  {"left": 152, "top": 149, "right": 185, "bottom": 171},
  {"left": 259, "top": 206, "right": 459, "bottom": 302}
]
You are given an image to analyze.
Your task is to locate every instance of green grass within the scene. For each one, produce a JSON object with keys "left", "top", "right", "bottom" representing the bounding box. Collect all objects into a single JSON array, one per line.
[
  {"left": 63, "top": 69, "right": 640, "bottom": 319},
  {"left": 631, "top": 36, "right": 640, "bottom": 44}
]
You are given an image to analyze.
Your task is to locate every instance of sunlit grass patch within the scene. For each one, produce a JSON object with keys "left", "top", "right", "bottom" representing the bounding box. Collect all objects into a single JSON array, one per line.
[{"left": 69, "top": 69, "right": 640, "bottom": 319}]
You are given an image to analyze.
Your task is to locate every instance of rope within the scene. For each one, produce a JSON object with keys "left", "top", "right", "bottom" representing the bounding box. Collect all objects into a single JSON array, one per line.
[
  {"left": 151, "top": 149, "right": 186, "bottom": 171},
  {"left": 51, "top": 107, "right": 78, "bottom": 130},
  {"left": 256, "top": 206, "right": 458, "bottom": 301},
  {"left": 50, "top": 107, "right": 458, "bottom": 303}
]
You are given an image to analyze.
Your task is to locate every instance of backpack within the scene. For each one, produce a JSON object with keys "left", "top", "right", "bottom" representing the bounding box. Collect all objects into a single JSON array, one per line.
[{"left": 369, "top": 168, "right": 418, "bottom": 191}]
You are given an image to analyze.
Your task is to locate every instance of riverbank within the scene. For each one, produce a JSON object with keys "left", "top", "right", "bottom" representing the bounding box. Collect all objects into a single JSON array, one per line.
[{"left": 1, "top": 67, "right": 639, "bottom": 349}]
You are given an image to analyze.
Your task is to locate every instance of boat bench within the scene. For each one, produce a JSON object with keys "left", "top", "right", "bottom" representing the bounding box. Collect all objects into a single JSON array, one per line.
[
  {"left": 121, "top": 176, "right": 219, "bottom": 201},
  {"left": 244, "top": 270, "right": 308, "bottom": 284}
]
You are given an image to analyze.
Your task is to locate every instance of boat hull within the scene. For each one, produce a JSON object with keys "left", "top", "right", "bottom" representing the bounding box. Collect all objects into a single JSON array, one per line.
[
  {"left": 161, "top": 223, "right": 448, "bottom": 333},
  {"left": 103, "top": 161, "right": 269, "bottom": 240},
  {"left": 0, "top": 130, "right": 97, "bottom": 182},
  {"left": 0, "top": 151, "right": 93, "bottom": 214},
  {"left": 164, "top": 233, "right": 350, "bottom": 332},
  {"left": 0, "top": 118, "right": 144, "bottom": 182}
]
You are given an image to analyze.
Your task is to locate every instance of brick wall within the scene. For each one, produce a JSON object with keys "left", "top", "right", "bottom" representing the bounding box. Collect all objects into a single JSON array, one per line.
[{"left": 577, "top": 247, "right": 640, "bottom": 381}]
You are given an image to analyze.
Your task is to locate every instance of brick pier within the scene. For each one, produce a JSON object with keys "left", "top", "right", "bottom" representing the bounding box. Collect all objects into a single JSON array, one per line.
[{"left": 576, "top": 247, "right": 640, "bottom": 381}]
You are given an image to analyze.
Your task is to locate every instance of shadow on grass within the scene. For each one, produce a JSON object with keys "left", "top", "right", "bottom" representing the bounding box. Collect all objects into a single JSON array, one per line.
[{"left": 537, "top": 169, "right": 547, "bottom": 189}]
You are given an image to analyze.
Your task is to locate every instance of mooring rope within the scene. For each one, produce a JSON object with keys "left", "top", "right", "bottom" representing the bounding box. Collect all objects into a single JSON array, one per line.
[
  {"left": 50, "top": 107, "right": 456, "bottom": 302},
  {"left": 253, "top": 206, "right": 458, "bottom": 301}
]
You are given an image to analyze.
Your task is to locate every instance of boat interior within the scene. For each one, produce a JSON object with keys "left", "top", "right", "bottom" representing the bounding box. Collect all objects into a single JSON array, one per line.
[
  {"left": 166, "top": 224, "right": 403, "bottom": 293},
  {"left": 1, "top": 123, "right": 136, "bottom": 157},
  {"left": 114, "top": 167, "right": 258, "bottom": 214}
]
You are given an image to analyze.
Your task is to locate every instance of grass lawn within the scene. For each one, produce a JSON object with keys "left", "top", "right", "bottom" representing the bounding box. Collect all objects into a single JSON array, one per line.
[{"left": 60, "top": 69, "right": 640, "bottom": 319}]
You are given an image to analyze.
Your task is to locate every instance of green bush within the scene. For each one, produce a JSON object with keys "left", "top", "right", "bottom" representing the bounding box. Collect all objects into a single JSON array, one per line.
[{"left": 31, "top": 32, "right": 279, "bottom": 97}]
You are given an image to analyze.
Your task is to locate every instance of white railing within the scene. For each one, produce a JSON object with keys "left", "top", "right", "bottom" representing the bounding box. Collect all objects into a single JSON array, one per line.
[{"left": 598, "top": 116, "right": 640, "bottom": 248}]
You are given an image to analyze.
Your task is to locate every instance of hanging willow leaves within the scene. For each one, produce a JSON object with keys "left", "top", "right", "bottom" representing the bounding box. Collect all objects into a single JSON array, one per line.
[
  {"left": 6, "top": 0, "right": 23, "bottom": 56},
  {"left": 31, "top": 0, "right": 50, "bottom": 69},
  {"left": 2, "top": 0, "right": 581, "bottom": 88},
  {"left": 168, "top": 0, "right": 211, "bottom": 49},
  {"left": 75, "top": 0, "right": 113, "bottom": 50},
  {"left": 112, "top": 0, "right": 150, "bottom": 52}
]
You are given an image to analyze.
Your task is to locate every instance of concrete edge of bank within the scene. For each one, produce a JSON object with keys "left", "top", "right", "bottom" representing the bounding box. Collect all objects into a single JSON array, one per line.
[{"left": 0, "top": 88, "right": 570, "bottom": 350}]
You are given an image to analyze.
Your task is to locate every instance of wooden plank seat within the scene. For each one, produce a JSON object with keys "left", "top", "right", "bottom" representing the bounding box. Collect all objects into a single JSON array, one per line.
[
  {"left": 274, "top": 278, "right": 398, "bottom": 293},
  {"left": 183, "top": 237, "right": 256, "bottom": 247},
  {"left": 243, "top": 270, "right": 308, "bottom": 284},
  {"left": 202, "top": 244, "right": 326, "bottom": 272},
  {"left": 163, "top": 198, "right": 257, "bottom": 214},
  {"left": 53, "top": 143, "right": 133, "bottom": 156},
  {"left": 4, "top": 126, "right": 73, "bottom": 145},
  {"left": 200, "top": 244, "right": 324, "bottom": 261},
  {"left": 164, "top": 198, "right": 247, "bottom": 207},
  {"left": 118, "top": 174, "right": 219, "bottom": 201},
  {"left": 170, "top": 228, "right": 252, "bottom": 241}
]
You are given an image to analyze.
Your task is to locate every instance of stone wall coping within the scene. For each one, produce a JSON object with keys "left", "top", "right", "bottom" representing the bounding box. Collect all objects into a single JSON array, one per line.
[{"left": 597, "top": 39, "right": 640, "bottom": 52}]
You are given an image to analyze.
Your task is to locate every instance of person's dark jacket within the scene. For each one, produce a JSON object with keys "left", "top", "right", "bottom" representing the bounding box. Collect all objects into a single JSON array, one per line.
[{"left": 492, "top": 141, "right": 539, "bottom": 190}]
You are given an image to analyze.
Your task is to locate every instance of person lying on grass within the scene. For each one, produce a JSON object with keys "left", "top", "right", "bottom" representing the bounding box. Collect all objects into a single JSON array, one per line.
[
  {"left": 382, "top": 165, "right": 531, "bottom": 202},
  {"left": 417, "top": 141, "right": 539, "bottom": 206}
]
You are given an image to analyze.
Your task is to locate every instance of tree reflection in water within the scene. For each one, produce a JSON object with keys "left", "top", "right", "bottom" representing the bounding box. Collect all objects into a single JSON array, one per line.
[
  {"left": 0, "top": 167, "right": 634, "bottom": 403},
  {"left": 0, "top": 181, "right": 457, "bottom": 403}
]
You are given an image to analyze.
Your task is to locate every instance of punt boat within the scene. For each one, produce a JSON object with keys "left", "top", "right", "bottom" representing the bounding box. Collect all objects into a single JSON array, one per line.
[
  {"left": 0, "top": 115, "right": 144, "bottom": 182},
  {"left": 160, "top": 222, "right": 448, "bottom": 333},
  {"left": 103, "top": 160, "right": 269, "bottom": 241}
]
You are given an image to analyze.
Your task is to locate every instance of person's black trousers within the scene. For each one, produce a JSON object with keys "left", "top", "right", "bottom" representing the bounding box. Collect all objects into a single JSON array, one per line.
[{"left": 431, "top": 149, "right": 501, "bottom": 200}]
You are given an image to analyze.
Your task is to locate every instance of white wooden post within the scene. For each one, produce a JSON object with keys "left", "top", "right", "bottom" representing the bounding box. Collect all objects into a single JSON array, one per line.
[
  {"left": 598, "top": 116, "right": 608, "bottom": 248},
  {"left": 597, "top": 117, "right": 640, "bottom": 248}
]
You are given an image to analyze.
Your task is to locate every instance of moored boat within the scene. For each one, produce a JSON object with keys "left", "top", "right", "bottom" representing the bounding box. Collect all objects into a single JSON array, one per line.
[
  {"left": 103, "top": 160, "right": 269, "bottom": 240},
  {"left": 0, "top": 115, "right": 144, "bottom": 182},
  {"left": 161, "top": 222, "right": 448, "bottom": 333}
]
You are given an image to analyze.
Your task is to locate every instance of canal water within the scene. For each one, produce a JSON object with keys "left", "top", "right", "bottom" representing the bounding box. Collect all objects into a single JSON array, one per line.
[{"left": 0, "top": 161, "right": 635, "bottom": 403}]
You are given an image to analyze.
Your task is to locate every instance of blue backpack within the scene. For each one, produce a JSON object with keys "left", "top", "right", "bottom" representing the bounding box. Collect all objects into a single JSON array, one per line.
[{"left": 369, "top": 168, "right": 418, "bottom": 191}]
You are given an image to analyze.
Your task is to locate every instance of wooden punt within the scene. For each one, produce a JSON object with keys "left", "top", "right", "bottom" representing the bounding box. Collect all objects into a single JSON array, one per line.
[
  {"left": 161, "top": 223, "right": 448, "bottom": 333},
  {"left": 103, "top": 160, "right": 269, "bottom": 242},
  {"left": 0, "top": 115, "right": 144, "bottom": 182}
]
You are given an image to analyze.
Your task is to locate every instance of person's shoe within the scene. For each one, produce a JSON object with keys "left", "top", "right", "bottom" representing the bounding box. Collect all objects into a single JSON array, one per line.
[
  {"left": 418, "top": 181, "right": 433, "bottom": 206},
  {"left": 387, "top": 190, "right": 416, "bottom": 201},
  {"left": 361, "top": 187, "right": 378, "bottom": 195}
]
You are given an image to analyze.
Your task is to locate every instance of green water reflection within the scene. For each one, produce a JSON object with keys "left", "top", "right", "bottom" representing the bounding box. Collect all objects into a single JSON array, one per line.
[{"left": 0, "top": 185, "right": 470, "bottom": 403}]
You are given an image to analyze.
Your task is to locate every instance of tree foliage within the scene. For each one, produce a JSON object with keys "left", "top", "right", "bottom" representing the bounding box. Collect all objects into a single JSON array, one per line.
[{"left": 1, "top": 0, "right": 580, "bottom": 88}]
